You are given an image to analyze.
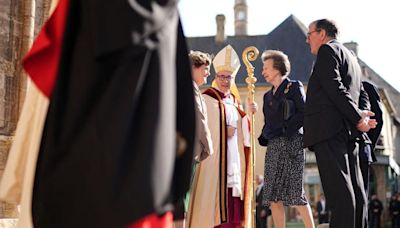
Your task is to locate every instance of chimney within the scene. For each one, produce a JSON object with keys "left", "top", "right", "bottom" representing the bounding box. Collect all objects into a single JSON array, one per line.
[
  {"left": 215, "top": 14, "right": 226, "bottom": 43},
  {"left": 344, "top": 41, "right": 358, "bottom": 56},
  {"left": 361, "top": 66, "right": 370, "bottom": 79},
  {"left": 234, "top": 0, "right": 248, "bottom": 36}
]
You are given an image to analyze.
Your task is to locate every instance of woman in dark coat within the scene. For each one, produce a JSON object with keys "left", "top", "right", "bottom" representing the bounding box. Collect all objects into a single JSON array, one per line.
[{"left": 258, "top": 50, "right": 314, "bottom": 228}]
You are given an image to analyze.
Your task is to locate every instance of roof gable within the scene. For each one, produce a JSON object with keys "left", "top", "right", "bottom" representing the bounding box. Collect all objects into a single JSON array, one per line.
[{"left": 186, "top": 15, "right": 315, "bottom": 86}]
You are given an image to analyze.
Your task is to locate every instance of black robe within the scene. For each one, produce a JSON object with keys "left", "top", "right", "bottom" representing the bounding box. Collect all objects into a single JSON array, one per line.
[{"left": 32, "top": 0, "right": 195, "bottom": 227}]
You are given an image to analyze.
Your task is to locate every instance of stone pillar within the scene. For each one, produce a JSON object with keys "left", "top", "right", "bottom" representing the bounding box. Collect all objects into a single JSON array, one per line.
[
  {"left": 0, "top": 0, "right": 25, "bottom": 218},
  {"left": 372, "top": 165, "right": 388, "bottom": 227},
  {"left": 0, "top": 0, "right": 46, "bottom": 218},
  {"left": 0, "top": 136, "right": 19, "bottom": 218}
]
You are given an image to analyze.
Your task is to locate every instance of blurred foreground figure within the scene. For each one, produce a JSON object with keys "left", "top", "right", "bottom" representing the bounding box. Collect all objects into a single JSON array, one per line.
[{"left": 19, "top": 0, "right": 196, "bottom": 227}]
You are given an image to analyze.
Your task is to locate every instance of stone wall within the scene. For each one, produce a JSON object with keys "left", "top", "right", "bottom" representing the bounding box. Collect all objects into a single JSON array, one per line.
[
  {"left": 0, "top": 0, "right": 25, "bottom": 217},
  {"left": 0, "top": 135, "right": 18, "bottom": 217},
  {"left": 373, "top": 165, "right": 390, "bottom": 227},
  {"left": 0, "top": 0, "right": 52, "bottom": 219},
  {"left": 0, "top": 218, "right": 17, "bottom": 228},
  {"left": 0, "top": 0, "right": 22, "bottom": 136}
]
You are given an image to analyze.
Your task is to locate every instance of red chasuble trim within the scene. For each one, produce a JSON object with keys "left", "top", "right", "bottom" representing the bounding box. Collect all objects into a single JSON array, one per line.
[
  {"left": 22, "top": 0, "right": 69, "bottom": 98},
  {"left": 126, "top": 212, "right": 173, "bottom": 228}
]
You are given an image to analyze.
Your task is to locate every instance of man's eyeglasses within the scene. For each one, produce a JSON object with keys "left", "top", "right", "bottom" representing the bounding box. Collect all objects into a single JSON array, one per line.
[
  {"left": 217, "top": 75, "right": 234, "bottom": 81},
  {"left": 307, "top": 30, "right": 320, "bottom": 37}
]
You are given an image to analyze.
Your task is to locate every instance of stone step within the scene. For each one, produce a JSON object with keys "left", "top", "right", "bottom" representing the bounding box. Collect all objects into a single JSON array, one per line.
[{"left": 0, "top": 219, "right": 18, "bottom": 228}]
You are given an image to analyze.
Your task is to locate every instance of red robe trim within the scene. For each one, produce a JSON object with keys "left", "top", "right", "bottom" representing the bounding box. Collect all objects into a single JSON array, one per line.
[
  {"left": 22, "top": 0, "right": 69, "bottom": 97},
  {"left": 126, "top": 212, "right": 173, "bottom": 228},
  {"left": 203, "top": 87, "right": 247, "bottom": 118}
]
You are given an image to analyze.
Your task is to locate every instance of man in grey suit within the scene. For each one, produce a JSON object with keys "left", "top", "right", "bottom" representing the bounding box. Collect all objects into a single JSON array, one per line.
[{"left": 303, "top": 19, "right": 377, "bottom": 228}]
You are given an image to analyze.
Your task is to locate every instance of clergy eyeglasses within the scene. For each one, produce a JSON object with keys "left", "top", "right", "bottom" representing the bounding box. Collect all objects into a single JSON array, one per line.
[
  {"left": 307, "top": 30, "right": 320, "bottom": 37},
  {"left": 217, "top": 75, "right": 234, "bottom": 81}
]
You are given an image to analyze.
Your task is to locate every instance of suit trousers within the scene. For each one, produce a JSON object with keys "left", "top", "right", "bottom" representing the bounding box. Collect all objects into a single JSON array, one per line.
[
  {"left": 314, "top": 130, "right": 367, "bottom": 228},
  {"left": 359, "top": 143, "right": 372, "bottom": 198}
]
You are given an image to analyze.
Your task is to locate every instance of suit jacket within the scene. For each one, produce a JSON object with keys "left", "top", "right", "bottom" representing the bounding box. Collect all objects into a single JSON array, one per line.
[
  {"left": 256, "top": 184, "right": 266, "bottom": 212},
  {"left": 358, "top": 81, "right": 383, "bottom": 162},
  {"left": 193, "top": 82, "right": 213, "bottom": 161},
  {"left": 362, "top": 81, "right": 383, "bottom": 150},
  {"left": 256, "top": 183, "right": 263, "bottom": 205},
  {"left": 304, "top": 39, "right": 368, "bottom": 148}
]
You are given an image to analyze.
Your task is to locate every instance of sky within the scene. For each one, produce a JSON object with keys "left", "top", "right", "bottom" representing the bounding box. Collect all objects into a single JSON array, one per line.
[{"left": 178, "top": 0, "right": 400, "bottom": 92}]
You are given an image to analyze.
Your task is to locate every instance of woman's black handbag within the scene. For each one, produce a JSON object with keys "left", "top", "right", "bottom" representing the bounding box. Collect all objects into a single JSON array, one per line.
[
  {"left": 258, "top": 134, "right": 268, "bottom": 146},
  {"left": 283, "top": 82, "right": 296, "bottom": 120}
]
